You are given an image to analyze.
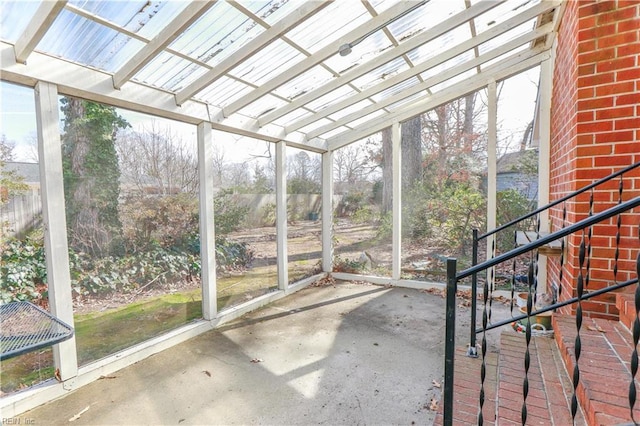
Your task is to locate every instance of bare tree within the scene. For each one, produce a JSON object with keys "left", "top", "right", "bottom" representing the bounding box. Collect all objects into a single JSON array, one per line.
[
  {"left": 422, "top": 93, "right": 485, "bottom": 184},
  {"left": 117, "top": 121, "right": 198, "bottom": 196},
  {"left": 333, "top": 142, "right": 377, "bottom": 184}
]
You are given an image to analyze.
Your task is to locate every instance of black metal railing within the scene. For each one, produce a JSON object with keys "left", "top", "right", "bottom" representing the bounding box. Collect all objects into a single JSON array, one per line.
[
  {"left": 442, "top": 160, "right": 640, "bottom": 426},
  {"left": 466, "top": 160, "right": 640, "bottom": 358}
]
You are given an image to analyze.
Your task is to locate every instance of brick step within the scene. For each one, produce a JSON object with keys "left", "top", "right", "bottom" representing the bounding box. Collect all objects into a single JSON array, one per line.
[
  {"left": 553, "top": 313, "right": 640, "bottom": 425},
  {"left": 496, "top": 331, "right": 585, "bottom": 425},
  {"left": 434, "top": 329, "right": 586, "bottom": 425},
  {"left": 434, "top": 346, "right": 498, "bottom": 425},
  {"left": 616, "top": 292, "right": 635, "bottom": 332}
]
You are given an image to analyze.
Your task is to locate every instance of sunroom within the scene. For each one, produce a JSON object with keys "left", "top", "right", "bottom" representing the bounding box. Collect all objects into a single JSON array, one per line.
[{"left": 2, "top": 0, "right": 639, "bottom": 424}]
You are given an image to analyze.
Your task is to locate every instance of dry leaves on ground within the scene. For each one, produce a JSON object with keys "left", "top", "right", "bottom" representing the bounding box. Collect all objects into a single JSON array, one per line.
[
  {"left": 422, "top": 287, "right": 511, "bottom": 306},
  {"left": 310, "top": 274, "right": 336, "bottom": 287},
  {"left": 428, "top": 398, "right": 439, "bottom": 411}
]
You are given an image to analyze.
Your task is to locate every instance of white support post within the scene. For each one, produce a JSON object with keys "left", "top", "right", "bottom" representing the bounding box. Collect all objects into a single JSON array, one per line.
[
  {"left": 392, "top": 122, "right": 402, "bottom": 280},
  {"left": 34, "top": 81, "right": 78, "bottom": 381},
  {"left": 537, "top": 58, "right": 553, "bottom": 294},
  {"left": 276, "top": 141, "right": 289, "bottom": 290},
  {"left": 322, "top": 150, "right": 334, "bottom": 272},
  {"left": 487, "top": 80, "right": 497, "bottom": 283},
  {"left": 198, "top": 122, "right": 216, "bottom": 320}
]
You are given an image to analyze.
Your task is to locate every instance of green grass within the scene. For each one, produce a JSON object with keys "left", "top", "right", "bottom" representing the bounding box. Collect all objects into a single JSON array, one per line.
[{"left": 1, "top": 266, "right": 282, "bottom": 394}]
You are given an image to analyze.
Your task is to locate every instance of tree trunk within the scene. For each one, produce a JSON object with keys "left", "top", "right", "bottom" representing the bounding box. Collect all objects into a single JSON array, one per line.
[
  {"left": 381, "top": 127, "right": 392, "bottom": 214},
  {"left": 435, "top": 105, "right": 448, "bottom": 179},
  {"left": 401, "top": 116, "right": 422, "bottom": 191},
  {"left": 463, "top": 93, "right": 475, "bottom": 150}
]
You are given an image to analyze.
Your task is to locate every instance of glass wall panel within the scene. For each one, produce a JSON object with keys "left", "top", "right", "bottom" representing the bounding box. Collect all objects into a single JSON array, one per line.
[
  {"left": 213, "top": 135, "right": 278, "bottom": 310},
  {"left": 332, "top": 136, "right": 390, "bottom": 277},
  {"left": 61, "top": 103, "right": 201, "bottom": 366},
  {"left": 400, "top": 69, "right": 540, "bottom": 286},
  {"left": 286, "top": 147, "right": 322, "bottom": 283},
  {"left": 400, "top": 96, "right": 487, "bottom": 282},
  {"left": 1, "top": 81, "right": 54, "bottom": 394}
]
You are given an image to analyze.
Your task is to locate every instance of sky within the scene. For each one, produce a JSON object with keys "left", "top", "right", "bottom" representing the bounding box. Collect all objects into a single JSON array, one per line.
[{"left": 0, "top": 66, "right": 540, "bottom": 163}]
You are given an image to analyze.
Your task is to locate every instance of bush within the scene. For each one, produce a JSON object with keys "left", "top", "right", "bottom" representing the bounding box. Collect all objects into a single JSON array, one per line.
[
  {"left": 0, "top": 233, "right": 47, "bottom": 303},
  {"left": 401, "top": 182, "right": 485, "bottom": 255},
  {"left": 69, "top": 248, "right": 201, "bottom": 297},
  {"left": 496, "top": 189, "right": 535, "bottom": 253},
  {"left": 352, "top": 205, "right": 375, "bottom": 224},
  {"left": 215, "top": 237, "right": 254, "bottom": 273},
  {"left": 214, "top": 189, "right": 250, "bottom": 236},
  {"left": 337, "top": 191, "right": 367, "bottom": 217},
  {"left": 120, "top": 194, "right": 199, "bottom": 253}
]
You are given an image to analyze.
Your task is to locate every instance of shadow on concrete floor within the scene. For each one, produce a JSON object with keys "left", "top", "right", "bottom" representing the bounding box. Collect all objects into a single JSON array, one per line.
[{"left": 18, "top": 281, "right": 509, "bottom": 425}]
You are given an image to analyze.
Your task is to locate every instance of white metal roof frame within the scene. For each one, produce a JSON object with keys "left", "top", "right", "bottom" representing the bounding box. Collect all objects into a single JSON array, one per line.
[{"left": 0, "top": 0, "right": 564, "bottom": 152}]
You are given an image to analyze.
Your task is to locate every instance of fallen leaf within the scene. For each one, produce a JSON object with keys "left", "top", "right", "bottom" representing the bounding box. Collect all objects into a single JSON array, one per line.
[
  {"left": 429, "top": 398, "right": 439, "bottom": 411},
  {"left": 432, "top": 379, "right": 441, "bottom": 388},
  {"left": 250, "top": 358, "right": 263, "bottom": 363},
  {"left": 54, "top": 368, "right": 62, "bottom": 382},
  {"left": 98, "top": 375, "right": 117, "bottom": 380},
  {"left": 587, "top": 325, "right": 606, "bottom": 333},
  {"left": 203, "top": 370, "right": 211, "bottom": 377},
  {"left": 69, "top": 405, "right": 90, "bottom": 422}
]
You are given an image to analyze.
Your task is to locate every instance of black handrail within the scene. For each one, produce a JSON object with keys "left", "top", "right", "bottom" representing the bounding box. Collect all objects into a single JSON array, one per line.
[
  {"left": 443, "top": 195, "right": 640, "bottom": 426},
  {"left": 476, "top": 160, "right": 640, "bottom": 241},
  {"left": 477, "top": 276, "right": 637, "bottom": 334},
  {"left": 458, "top": 196, "right": 640, "bottom": 281}
]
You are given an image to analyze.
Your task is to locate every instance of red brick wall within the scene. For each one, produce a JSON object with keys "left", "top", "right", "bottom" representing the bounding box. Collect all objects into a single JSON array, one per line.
[{"left": 549, "top": 0, "right": 640, "bottom": 320}]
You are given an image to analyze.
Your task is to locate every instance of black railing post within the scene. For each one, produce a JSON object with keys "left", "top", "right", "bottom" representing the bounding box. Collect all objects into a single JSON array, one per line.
[
  {"left": 444, "top": 258, "right": 457, "bottom": 426},
  {"left": 468, "top": 229, "right": 478, "bottom": 357}
]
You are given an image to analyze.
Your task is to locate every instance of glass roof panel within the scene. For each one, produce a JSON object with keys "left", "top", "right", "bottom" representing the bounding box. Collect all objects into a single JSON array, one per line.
[
  {"left": 228, "top": 39, "right": 305, "bottom": 86},
  {"left": 272, "top": 66, "right": 335, "bottom": 101},
  {"left": 328, "top": 99, "right": 375, "bottom": 121},
  {"left": 430, "top": 68, "right": 477, "bottom": 93},
  {"left": 474, "top": 0, "right": 541, "bottom": 34},
  {"left": 385, "top": 91, "right": 425, "bottom": 111},
  {"left": 297, "top": 117, "right": 335, "bottom": 135},
  {"left": 284, "top": 1, "right": 370, "bottom": 53},
  {"left": 351, "top": 56, "right": 410, "bottom": 91},
  {"left": 273, "top": 109, "right": 311, "bottom": 128},
  {"left": 385, "top": 0, "right": 466, "bottom": 43},
  {"left": 323, "top": 28, "right": 395, "bottom": 74},
  {"left": 37, "top": 9, "right": 139, "bottom": 72},
  {"left": 371, "top": 77, "right": 421, "bottom": 103},
  {"left": 406, "top": 24, "right": 471, "bottom": 66},
  {"left": 419, "top": 50, "right": 475, "bottom": 81},
  {"left": 70, "top": 1, "right": 190, "bottom": 39},
  {"left": 481, "top": 44, "right": 529, "bottom": 70},
  {"left": 236, "top": 95, "right": 288, "bottom": 119},
  {"left": 0, "top": 1, "right": 41, "bottom": 43},
  {"left": 169, "top": 2, "right": 263, "bottom": 65},
  {"left": 134, "top": 51, "right": 208, "bottom": 92},
  {"left": 70, "top": 1, "right": 152, "bottom": 32},
  {"left": 478, "top": 19, "right": 537, "bottom": 55},
  {"left": 346, "top": 109, "right": 385, "bottom": 128},
  {"left": 239, "top": 0, "right": 301, "bottom": 26},
  {"left": 197, "top": 76, "right": 253, "bottom": 107},
  {"left": 319, "top": 126, "right": 351, "bottom": 139},
  {"left": 305, "top": 85, "right": 357, "bottom": 112},
  {"left": 127, "top": 1, "right": 190, "bottom": 40}
]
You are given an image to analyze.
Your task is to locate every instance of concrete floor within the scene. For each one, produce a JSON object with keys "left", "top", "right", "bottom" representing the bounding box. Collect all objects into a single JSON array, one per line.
[{"left": 17, "top": 281, "right": 498, "bottom": 425}]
